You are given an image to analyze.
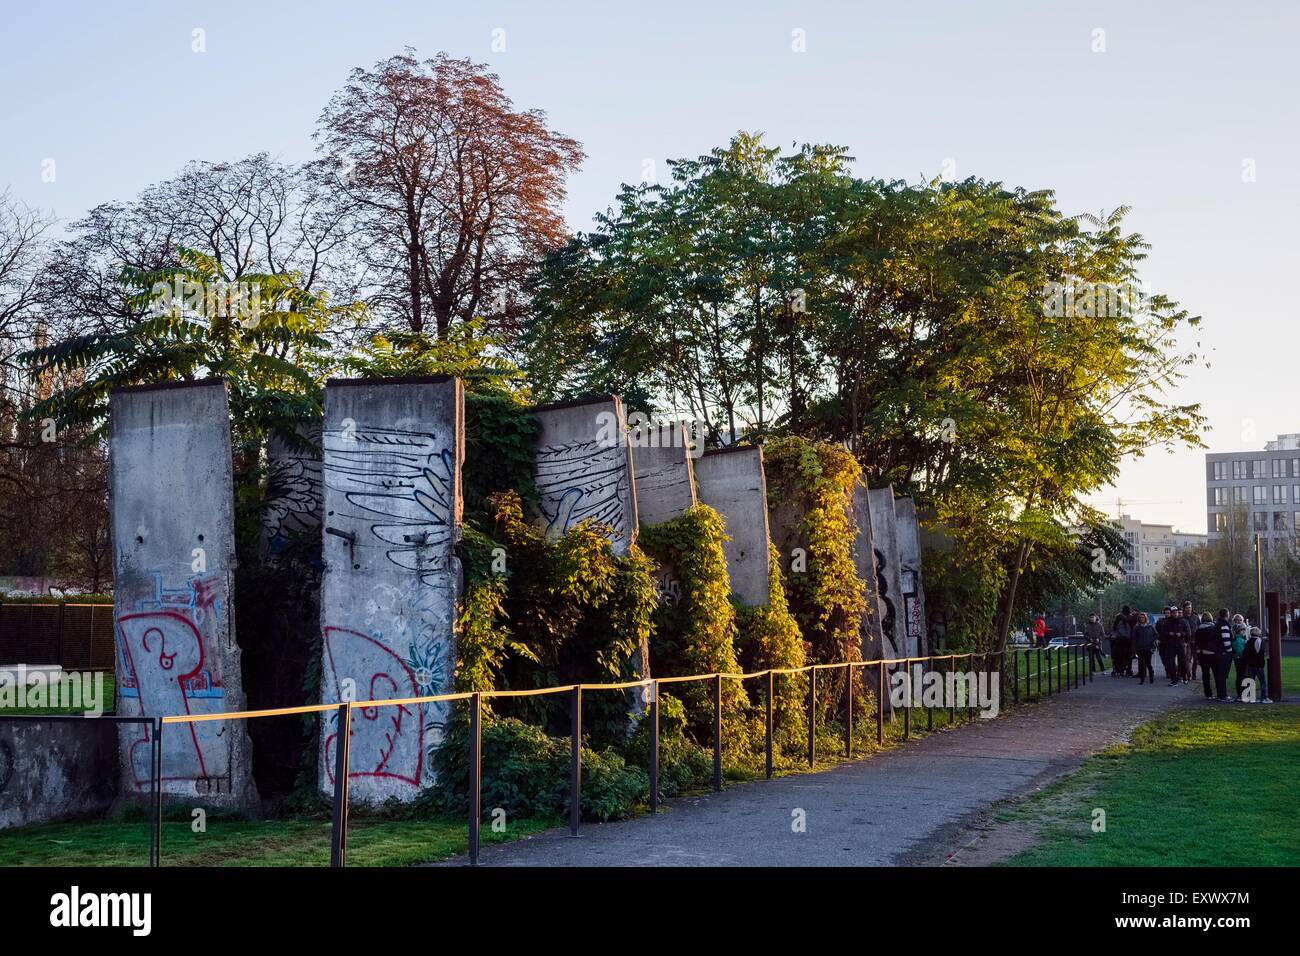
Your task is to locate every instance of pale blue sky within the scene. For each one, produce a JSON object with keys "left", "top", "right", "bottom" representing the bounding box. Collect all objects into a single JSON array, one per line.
[{"left": 3, "top": 0, "right": 1297, "bottom": 533}]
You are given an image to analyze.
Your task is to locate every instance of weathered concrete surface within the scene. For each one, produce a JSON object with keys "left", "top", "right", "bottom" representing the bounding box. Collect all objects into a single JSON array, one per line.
[
  {"left": 318, "top": 376, "right": 464, "bottom": 804},
  {"left": 109, "top": 379, "right": 255, "bottom": 806},
  {"left": 631, "top": 422, "right": 697, "bottom": 527},
  {"left": 852, "top": 482, "right": 886, "bottom": 660},
  {"left": 893, "top": 496, "right": 929, "bottom": 657},
  {"left": 532, "top": 396, "right": 638, "bottom": 554},
  {"left": 866, "top": 486, "right": 909, "bottom": 659},
  {"left": 263, "top": 423, "right": 323, "bottom": 558},
  {"left": 441, "top": 666, "right": 1190, "bottom": 867},
  {"left": 0, "top": 719, "right": 118, "bottom": 830},
  {"left": 694, "top": 447, "right": 771, "bottom": 607}
]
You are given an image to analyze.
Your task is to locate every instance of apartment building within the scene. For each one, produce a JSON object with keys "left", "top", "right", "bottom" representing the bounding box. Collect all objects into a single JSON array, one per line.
[
  {"left": 1206, "top": 433, "right": 1300, "bottom": 555},
  {"left": 1114, "top": 514, "right": 1208, "bottom": 585}
]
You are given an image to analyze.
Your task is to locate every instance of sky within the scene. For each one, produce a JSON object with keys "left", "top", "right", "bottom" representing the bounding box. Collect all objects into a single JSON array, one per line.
[{"left": 2, "top": 0, "right": 1297, "bottom": 534}]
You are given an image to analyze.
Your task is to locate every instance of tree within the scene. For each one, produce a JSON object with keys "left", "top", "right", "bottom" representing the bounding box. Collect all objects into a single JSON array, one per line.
[
  {"left": 528, "top": 134, "right": 1206, "bottom": 653},
  {"left": 316, "top": 50, "right": 583, "bottom": 337},
  {"left": 527, "top": 133, "right": 848, "bottom": 441},
  {"left": 21, "top": 249, "right": 350, "bottom": 465},
  {"left": 1211, "top": 502, "right": 1257, "bottom": 617},
  {"left": 1154, "top": 543, "right": 1222, "bottom": 612}
]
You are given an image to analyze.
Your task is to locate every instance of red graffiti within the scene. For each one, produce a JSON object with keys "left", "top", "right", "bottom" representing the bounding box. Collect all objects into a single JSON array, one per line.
[
  {"left": 322, "top": 627, "right": 425, "bottom": 789},
  {"left": 117, "top": 609, "right": 222, "bottom": 788}
]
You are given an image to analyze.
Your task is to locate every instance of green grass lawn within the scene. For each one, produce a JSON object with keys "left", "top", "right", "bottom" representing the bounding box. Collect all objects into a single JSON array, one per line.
[
  {"left": 0, "top": 815, "right": 561, "bottom": 867},
  {"left": 998, "top": 701, "right": 1300, "bottom": 866}
]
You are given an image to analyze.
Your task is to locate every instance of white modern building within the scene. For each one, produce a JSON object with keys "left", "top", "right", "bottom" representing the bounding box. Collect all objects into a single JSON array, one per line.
[
  {"left": 1113, "top": 514, "right": 1208, "bottom": 585},
  {"left": 1206, "top": 433, "right": 1300, "bottom": 555}
]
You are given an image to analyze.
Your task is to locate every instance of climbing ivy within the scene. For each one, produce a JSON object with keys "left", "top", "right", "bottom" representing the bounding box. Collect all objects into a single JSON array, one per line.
[
  {"left": 734, "top": 542, "right": 809, "bottom": 756},
  {"left": 639, "top": 505, "right": 749, "bottom": 750},
  {"left": 762, "top": 436, "right": 867, "bottom": 719},
  {"left": 454, "top": 489, "right": 659, "bottom": 748}
]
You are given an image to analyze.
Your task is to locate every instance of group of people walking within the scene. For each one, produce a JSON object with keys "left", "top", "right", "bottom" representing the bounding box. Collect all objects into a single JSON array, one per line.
[{"left": 1080, "top": 602, "right": 1272, "bottom": 703}]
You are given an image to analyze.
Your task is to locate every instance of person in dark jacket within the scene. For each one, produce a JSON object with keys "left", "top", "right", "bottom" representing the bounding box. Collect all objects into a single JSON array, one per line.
[
  {"left": 1182, "top": 602, "right": 1198, "bottom": 680},
  {"left": 1240, "top": 627, "right": 1272, "bottom": 703},
  {"left": 1155, "top": 609, "right": 1176, "bottom": 683},
  {"left": 1168, "top": 607, "right": 1192, "bottom": 684},
  {"left": 1111, "top": 606, "right": 1133, "bottom": 676},
  {"left": 1082, "top": 613, "right": 1106, "bottom": 671},
  {"left": 1193, "top": 612, "right": 1222, "bottom": 699},
  {"left": 1213, "top": 608, "right": 1235, "bottom": 700},
  {"left": 1132, "top": 612, "right": 1159, "bottom": 685}
]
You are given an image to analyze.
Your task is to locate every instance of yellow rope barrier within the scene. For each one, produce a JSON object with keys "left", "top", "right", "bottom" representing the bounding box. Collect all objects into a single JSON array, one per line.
[{"left": 154, "top": 649, "right": 1017, "bottom": 725}]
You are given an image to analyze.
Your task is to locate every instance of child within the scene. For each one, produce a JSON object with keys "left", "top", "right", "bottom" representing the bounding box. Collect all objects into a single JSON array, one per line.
[
  {"left": 1232, "top": 621, "right": 1249, "bottom": 698},
  {"left": 1240, "top": 627, "right": 1272, "bottom": 703}
]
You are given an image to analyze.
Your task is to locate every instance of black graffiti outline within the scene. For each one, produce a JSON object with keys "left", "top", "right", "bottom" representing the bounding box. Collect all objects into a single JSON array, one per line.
[{"left": 322, "top": 425, "right": 455, "bottom": 586}]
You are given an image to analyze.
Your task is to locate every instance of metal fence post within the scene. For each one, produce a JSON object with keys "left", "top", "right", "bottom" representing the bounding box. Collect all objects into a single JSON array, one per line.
[
  {"left": 926, "top": 657, "right": 933, "bottom": 732},
  {"left": 951, "top": 660, "right": 961, "bottom": 723},
  {"left": 902, "top": 658, "right": 911, "bottom": 740},
  {"left": 649, "top": 680, "right": 660, "bottom": 813},
  {"left": 712, "top": 673, "right": 723, "bottom": 792},
  {"left": 328, "top": 703, "right": 351, "bottom": 867},
  {"left": 468, "top": 693, "right": 482, "bottom": 865},
  {"left": 150, "top": 717, "right": 162, "bottom": 867},
  {"left": 967, "top": 655, "right": 975, "bottom": 720},
  {"left": 844, "top": 664, "right": 853, "bottom": 757},
  {"left": 765, "top": 671, "right": 774, "bottom": 780},
  {"left": 569, "top": 685, "right": 582, "bottom": 836},
  {"left": 876, "top": 661, "right": 884, "bottom": 745},
  {"left": 807, "top": 668, "right": 816, "bottom": 767},
  {"left": 57, "top": 601, "right": 66, "bottom": 669},
  {"left": 1013, "top": 650, "right": 1019, "bottom": 704}
]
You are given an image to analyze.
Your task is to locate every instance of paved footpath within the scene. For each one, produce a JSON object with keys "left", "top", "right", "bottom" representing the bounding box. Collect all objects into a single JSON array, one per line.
[{"left": 443, "top": 666, "right": 1198, "bottom": 867}]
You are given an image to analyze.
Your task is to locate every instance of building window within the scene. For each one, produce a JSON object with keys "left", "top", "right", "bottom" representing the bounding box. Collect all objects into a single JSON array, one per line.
[
  {"left": 1292, "top": 458, "right": 1300, "bottom": 478},
  {"left": 1233, "top": 460, "right": 1244, "bottom": 480},
  {"left": 1234, "top": 486, "right": 1247, "bottom": 503},
  {"left": 1275, "top": 459, "right": 1286, "bottom": 478},
  {"left": 1254, "top": 511, "right": 1269, "bottom": 531},
  {"left": 1213, "top": 461, "right": 1229, "bottom": 480},
  {"left": 1277, "top": 512, "right": 1289, "bottom": 531},
  {"left": 1257, "top": 459, "right": 1268, "bottom": 478},
  {"left": 1276, "top": 485, "right": 1287, "bottom": 504},
  {"left": 1254, "top": 486, "right": 1267, "bottom": 505},
  {"left": 1216, "top": 513, "right": 1229, "bottom": 531}
]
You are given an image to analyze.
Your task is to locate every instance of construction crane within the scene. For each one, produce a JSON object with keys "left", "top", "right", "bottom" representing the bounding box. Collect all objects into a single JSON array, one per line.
[{"left": 1110, "top": 497, "right": 1183, "bottom": 520}]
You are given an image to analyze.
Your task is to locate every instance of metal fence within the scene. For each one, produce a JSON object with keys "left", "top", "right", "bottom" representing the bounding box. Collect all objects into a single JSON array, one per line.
[
  {"left": 136, "top": 644, "right": 1098, "bottom": 867},
  {"left": 0, "top": 602, "right": 116, "bottom": 672},
  {"left": 0, "top": 644, "right": 1105, "bottom": 866}
]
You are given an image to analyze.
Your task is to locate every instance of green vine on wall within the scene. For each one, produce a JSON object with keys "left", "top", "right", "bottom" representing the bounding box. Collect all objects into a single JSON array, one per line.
[
  {"left": 734, "top": 542, "right": 809, "bottom": 756},
  {"left": 639, "top": 504, "right": 749, "bottom": 751},
  {"left": 762, "top": 436, "right": 867, "bottom": 718}
]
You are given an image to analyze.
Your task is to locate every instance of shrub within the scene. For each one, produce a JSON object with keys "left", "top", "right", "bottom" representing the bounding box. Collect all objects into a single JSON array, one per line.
[
  {"left": 639, "top": 505, "right": 750, "bottom": 748},
  {"left": 424, "top": 711, "right": 648, "bottom": 822}
]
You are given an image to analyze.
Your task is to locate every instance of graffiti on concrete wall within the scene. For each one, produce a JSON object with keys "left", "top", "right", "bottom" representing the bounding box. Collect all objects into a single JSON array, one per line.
[
  {"left": 323, "top": 425, "right": 455, "bottom": 584},
  {"left": 320, "top": 419, "right": 457, "bottom": 798},
  {"left": 264, "top": 452, "right": 323, "bottom": 555},
  {"left": 535, "top": 439, "right": 630, "bottom": 539},
  {"left": 116, "top": 572, "right": 228, "bottom": 791},
  {"left": 874, "top": 548, "right": 901, "bottom": 659}
]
